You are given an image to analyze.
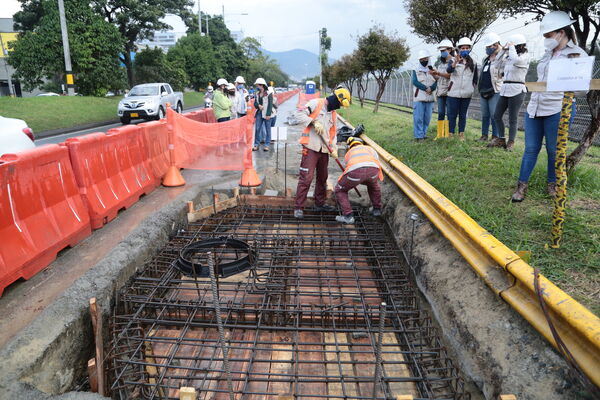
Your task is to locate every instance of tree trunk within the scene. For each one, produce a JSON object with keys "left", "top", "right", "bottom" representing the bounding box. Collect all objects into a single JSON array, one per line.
[
  {"left": 357, "top": 78, "right": 368, "bottom": 108},
  {"left": 123, "top": 44, "right": 134, "bottom": 87},
  {"left": 566, "top": 91, "right": 600, "bottom": 173},
  {"left": 373, "top": 79, "right": 387, "bottom": 113}
]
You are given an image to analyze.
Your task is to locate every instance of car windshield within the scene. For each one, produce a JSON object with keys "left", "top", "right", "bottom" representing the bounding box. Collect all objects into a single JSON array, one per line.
[{"left": 128, "top": 86, "right": 158, "bottom": 96}]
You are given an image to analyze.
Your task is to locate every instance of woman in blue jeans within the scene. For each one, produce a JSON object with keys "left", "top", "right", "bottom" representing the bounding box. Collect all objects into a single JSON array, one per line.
[
  {"left": 411, "top": 50, "right": 437, "bottom": 140},
  {"left": 511, "top": 11, "right": 587, "bottom": 202}
]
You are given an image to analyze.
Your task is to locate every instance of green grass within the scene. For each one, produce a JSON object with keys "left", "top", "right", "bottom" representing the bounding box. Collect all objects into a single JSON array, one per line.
[
  {"left": 339, "top": 101, "right": 600, "bottom": 315},
  {"left": 0, "top": 91, "right": 206, "bottom": 134}
]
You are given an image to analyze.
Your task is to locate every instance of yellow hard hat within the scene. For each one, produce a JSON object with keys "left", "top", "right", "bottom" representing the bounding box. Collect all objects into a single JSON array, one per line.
[
  {"left": 347, "top": 136, "right": 363, "bottom": 148},
  {"left": 334, "top": 87, "right": 351, "bottom": 108}
]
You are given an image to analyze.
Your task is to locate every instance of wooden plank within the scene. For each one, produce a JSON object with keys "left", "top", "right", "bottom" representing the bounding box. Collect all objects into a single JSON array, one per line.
[
  {"left": 297, "top": 331, "right": 326, "bottom": 397},
  {"left": 348, "top": 334, "right": 375, "bottom": 397},
  {"left": 267, "top": 335, "right": 294, "bottom": 397},
  {"left": 89, "top": 298, "right": 105, "bottom": 396},
  {"left": 499, "top": 395, "right": 517, "bottom": 400},
  {"left": 325, "top": 332, "right": 358, "bottom": 397},
  {"left": 180, "top": 387, "right": 197, "bottom": 400},
  {"left": 247, "top": 331, "right": 273, "bottom": 399},
  {"left": 525, "top": 79, "right": 600, "bottom": 92},
  {"left": 144, "top": 329, "right": 165, "bottom": 398},
  {"left": 382, "top": 333, "right": 419, "bottom": 398},
  {"left": 87, "top": 358, "right": 98, "bottom": 393},
  {"left": 188, "top": 197, "right": 239, "bottom": 222}
]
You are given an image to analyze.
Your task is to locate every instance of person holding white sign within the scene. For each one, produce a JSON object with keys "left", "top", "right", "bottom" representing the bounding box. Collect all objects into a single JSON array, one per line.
[{"left": 511, "top": 11, "right": 586, "bottom": 202}]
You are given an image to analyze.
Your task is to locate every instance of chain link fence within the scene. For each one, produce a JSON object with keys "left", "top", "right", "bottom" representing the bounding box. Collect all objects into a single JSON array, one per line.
[{"left": 353, "top": 60, "right": 599, "bottom": 145}]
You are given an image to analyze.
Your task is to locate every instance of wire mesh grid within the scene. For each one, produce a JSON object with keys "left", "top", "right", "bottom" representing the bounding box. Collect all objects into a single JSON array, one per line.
[{"left": 108, "top": 200, "right": 469, "bottom": 399}]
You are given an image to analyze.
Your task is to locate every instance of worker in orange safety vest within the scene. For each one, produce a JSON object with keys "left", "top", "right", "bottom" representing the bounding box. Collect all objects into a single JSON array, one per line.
[
  {"left": 334, "top": 137, "right": 384, "bottom": 224},
  {"left": 294, "top": 88, "right": 351, "bottom": 219}
]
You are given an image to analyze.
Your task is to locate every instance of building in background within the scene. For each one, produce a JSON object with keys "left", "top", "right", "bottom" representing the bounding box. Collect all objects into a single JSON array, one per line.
[{"left": 136, "top": 30, "right": 186, "bottom": 52}]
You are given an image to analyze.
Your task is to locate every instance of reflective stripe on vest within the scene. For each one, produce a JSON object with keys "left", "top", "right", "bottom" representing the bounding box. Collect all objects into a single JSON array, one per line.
[
  {"left": 339, "top": 145, "right": 384, "bottom": 181},
  {"left": 300, "top": 99, "right": 336, "bottom": 145}
]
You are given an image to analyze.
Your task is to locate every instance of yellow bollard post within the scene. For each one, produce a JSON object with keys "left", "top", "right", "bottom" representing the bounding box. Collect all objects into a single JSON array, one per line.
[{"left": 549, "top": 92, "right": 574, "bottom": 248}]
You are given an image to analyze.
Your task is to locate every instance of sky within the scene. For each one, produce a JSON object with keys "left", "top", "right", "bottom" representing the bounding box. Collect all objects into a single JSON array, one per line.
[{"left": 0, "top": 0, "right": 547, "bottom": 68}]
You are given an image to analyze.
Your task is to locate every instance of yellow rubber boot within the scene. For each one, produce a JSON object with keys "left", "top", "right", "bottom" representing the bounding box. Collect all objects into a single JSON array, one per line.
[
  {"left": 435, "top": 120, "right": 444, "bottom": 140},
  {"left": 444, "top": 120, "right": 450, "bottom": 138}
]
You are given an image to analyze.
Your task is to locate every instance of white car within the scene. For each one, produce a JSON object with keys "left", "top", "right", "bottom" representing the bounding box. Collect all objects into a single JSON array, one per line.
[
  {"left": 0, "top": 116, "right": 35, "bottom": 156},
  {"left": 36, "top": 92, "right": 60, "bottom": 97}
]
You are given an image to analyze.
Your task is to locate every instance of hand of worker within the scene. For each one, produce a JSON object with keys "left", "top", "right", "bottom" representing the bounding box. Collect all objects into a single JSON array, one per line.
[
  {"left": 313, "top": 120, "right": 326, "bottom": 136},
  {"left": 426, "top": 88, "right": 432, "bottom": 95},
  {"left": 265, "top": 116, "right": 271, "bottom": 120},
  {"left": 330, "top": 149, "right": 338, "bottom": 158}
]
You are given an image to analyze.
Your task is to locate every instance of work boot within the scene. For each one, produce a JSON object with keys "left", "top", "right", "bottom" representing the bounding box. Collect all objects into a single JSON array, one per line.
[
  {"left": 444, "top": 120, "right": 450, "bottom": 138},
  {"left": 435, "top": 120, "right": 444, "bottom": 139},
  {"left": 314, "top": 204, "right": 336, "bottom": 212},
  {"left": 506, "top": 140, "right": 515, "bottom": 151},
  {"left": 547, "top": 182, "right": 557, "bottom": 198},
  {"left": 336, "top": 214, "right": 355, "bottom": 224},
  {"left": 371, "top": 208, "right": 382, "bottom": 217},
  {"left": 511, "top": 181, "right": 528, "bottom": 202},
  {"left": 478, "top": 135, "right": 489, "bottom": 142},
  {"left": 263, "top": 146, "right": 270, "bottom": 151},
  {"left": 488, "top": 137, "right": 506, "bottom": 148},
  {"left": 294, "top": 209, "right": 304, "bottom": 219},
  {"left": 252, "top": 146, "right": 259, "bottom": 151},
  {"left": 458, "top": 132, "right": 465, "bottom": 141}
]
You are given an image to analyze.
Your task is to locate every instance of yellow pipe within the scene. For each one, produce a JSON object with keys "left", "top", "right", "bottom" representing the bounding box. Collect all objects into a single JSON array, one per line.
[{"left": 337, "top": 115, "right": 600, "bottom": 387}]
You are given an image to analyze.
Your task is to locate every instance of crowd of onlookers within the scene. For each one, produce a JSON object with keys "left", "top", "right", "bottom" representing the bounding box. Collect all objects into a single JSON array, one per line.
[
  {"left": 202, "top": 76, "right": 278, "bottom": 151},
  {"left": 411, "top": 11, "right": 587, "bottom": 202}
]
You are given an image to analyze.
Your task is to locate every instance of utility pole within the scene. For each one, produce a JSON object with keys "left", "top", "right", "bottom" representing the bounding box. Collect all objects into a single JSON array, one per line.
[
  {"left": 222, "top": 5, "right": 225, "bottom": 20},
  {"left": 206, "top": 13, "right": 209, "bottom": 37},
  {"left": 0, "top": 34, "right": 14, "bottom": 97},
  {"left": 197, "top": 0, "right": 201, "bottom": 35},
  {"left": 57, "top": 0, "right": 75, "bottom": 95}
]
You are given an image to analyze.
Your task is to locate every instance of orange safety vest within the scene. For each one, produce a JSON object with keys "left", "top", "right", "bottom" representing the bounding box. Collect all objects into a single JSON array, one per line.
[
  {"left": 299, "top": 99, "right": 337, "bottom": 145},
  {"left": 339, "top": 145, "right": 384, "bottom": 181}
]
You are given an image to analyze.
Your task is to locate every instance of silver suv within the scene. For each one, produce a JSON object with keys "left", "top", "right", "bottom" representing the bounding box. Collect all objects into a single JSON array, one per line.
[{"left": 118, "top": 83, "right": 184, "bottom": 124}]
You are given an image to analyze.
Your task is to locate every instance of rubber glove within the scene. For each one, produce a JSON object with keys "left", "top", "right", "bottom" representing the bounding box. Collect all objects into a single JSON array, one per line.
[
  {"left": 330, "top": 149, "right": 338, "bottom": 158},
  {"left": 313, "top": 120, "right": 326, "bottom": 136}
]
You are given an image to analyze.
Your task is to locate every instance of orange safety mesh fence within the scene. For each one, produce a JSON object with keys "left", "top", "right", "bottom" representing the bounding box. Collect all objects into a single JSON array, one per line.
[
  {"left": 169, "top": 107, "right": 251, "bottom": 171},
  {"left": 275, "top": 89, "right": 300, "bottom": 105},
  {"left": 297, "top": 91, "right": 320, "bottom": 110}
]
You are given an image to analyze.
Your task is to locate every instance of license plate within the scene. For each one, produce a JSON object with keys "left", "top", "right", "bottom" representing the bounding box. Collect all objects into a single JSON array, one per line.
[{"left": 130, "top": 113, "right": 139, "bottom": 117}]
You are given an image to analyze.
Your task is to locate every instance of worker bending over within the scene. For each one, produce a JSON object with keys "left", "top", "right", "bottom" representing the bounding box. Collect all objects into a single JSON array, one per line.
[
  {"left": 294, "top": 88, "right": 351, "bottom": 219},
  {"left": 334, "top": 137, "right": 383, "bottom": 224}
]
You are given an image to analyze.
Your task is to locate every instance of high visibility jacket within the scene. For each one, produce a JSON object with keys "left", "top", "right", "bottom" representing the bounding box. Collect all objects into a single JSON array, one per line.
[
  {"left": 299, "top": 98, "right": 337, "bottom": 151},
  {"left": 339, "top": 145, "right": 383, "bottom": 181}
]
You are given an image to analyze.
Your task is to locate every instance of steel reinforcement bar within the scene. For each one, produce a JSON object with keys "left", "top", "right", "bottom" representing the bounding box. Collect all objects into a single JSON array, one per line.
[{"left": 337, "top": 115, "right": 600, "bottom": 387}]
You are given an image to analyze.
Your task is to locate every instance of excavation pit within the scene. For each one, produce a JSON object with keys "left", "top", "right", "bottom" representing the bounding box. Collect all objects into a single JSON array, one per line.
[{"left": 107, "top": 197, "right": 469, "bottom": 399}]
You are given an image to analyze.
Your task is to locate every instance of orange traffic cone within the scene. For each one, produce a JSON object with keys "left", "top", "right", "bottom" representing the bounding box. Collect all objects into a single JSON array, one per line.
[
  {"left": 239, "top": 167, "right": 261, "bottom": 187},
  {"left": 163, "top": 105, "right": 186, "bottom": 187}
]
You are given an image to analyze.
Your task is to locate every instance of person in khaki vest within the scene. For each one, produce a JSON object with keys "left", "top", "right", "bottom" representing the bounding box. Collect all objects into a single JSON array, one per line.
[
  {"left": 412, "top": 49, "right": 437, "bottom": 141},
  {"left": 334, "top": 137, "right": 384, "bottom": 224},
  {"left": 294, "top": 88, "right": 351, "bottom": 219}
]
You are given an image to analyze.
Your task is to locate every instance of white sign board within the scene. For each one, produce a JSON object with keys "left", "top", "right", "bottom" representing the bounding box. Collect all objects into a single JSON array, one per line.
[
  {"left": 272, "top": 127, "right": 288, "bottom": 141},
  {"left": 547, "top": 56, "right": 595, "bottom": 92}
]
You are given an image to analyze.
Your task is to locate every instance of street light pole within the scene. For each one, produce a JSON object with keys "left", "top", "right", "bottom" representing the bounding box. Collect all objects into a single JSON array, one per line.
[
  {"left": 57, "top": 0, "right": 74, "bottom": 95},
  {"left": 0, "top": 35, "right": 14, "bottom": 97},
  {"left": 197, "top": 0, "right": 201, "bottom": 34}
]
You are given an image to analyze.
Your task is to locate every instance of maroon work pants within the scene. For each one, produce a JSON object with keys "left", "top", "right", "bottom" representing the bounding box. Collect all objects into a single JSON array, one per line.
[
  {"left": 334, "top": 167, "right": 381, "bottom": 215},
  {"left": 295, "top": 147, "right": 329, "bottom": 210}
]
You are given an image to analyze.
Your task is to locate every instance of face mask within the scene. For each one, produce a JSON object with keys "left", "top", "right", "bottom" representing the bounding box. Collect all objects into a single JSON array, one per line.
[
  {"left": 420, "top": 60, "right": 428, "bottom": 67},
  {"left": 544, "top": 37, "right": 559, "bottom": 51},
  {"left": 485, "top": 46, "right": 495, "bottom": 56},
  {"left": 237, "top": 84, "right": 244, "bottom": 89},
  {"left": 440, "top": 51, "right": 449, "bottom": 58},
  {"left": 459, "top": 50, "right": 470, "bottom": 58}
]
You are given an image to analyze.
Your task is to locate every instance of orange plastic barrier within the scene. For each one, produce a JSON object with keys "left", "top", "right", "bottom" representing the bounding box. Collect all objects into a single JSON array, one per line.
[
  {"left": 275, "top": 89, "right": 300, "bottom": 105},
  {"left": 0, "top": 145, "right": 91, "bottom": 296},
  {"left": 138, "top": 120, "right": 170, "bottom": 182},
  {"left": 183, "top": 108, "right": 216, "bottom": 123},
  {"left": 169, "top": 107, "right": 250, "bottom": 171},
  {"left": 297, "top": 91, "right": 321, "bottom": 110},
  {"left": 66, "top": 131, "right": 156, "bottom": 229}
]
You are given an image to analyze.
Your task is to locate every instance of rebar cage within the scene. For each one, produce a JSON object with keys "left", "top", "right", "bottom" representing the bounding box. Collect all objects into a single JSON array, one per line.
[{"left": 108, "top": 198, "right": 470, "bottom": 399}]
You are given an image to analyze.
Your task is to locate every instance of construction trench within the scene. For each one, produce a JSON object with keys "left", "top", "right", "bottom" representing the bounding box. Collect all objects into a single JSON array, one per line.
[{"left": 0, "top": 94, "right": 595, "bottom": 400}]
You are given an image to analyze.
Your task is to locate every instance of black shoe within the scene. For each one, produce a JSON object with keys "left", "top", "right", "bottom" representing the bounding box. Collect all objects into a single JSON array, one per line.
[{"left": 314, "top": 204, "right": 336, "bottom": 212}]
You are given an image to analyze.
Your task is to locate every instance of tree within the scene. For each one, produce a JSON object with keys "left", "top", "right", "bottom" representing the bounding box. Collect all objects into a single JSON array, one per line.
[
  {"left": 499, "top": 0, "right": 600, "bottom": 171},
  {"left": 13, "top": 0, "right": 193, "bottom": 87},
  {"left": 335, "top": 53, "right": 365, "bottom": 98},
  {"left": 405, "top": 0, "right": 502, "bottom": 45},
  {"left": 9, "top": 0, "right": 125, "bottom": 95},
  {"left": 167, "top": 33, "right": 221, "bottom": 90},
  {"left": 356, "top": 26, "right": 410, "bottom": 113},
  {"left": 134, "top": 47, "right": 188, "bottom": 91}
]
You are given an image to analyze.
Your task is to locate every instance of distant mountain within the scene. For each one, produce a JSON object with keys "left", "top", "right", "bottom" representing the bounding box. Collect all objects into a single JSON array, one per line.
[{"left": 262, "top": 48, "right": 321, "bottom": 82}]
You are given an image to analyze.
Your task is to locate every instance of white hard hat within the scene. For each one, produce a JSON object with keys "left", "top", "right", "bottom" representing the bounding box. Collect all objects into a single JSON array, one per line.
[
  {"left": 417, "top": 49, "right": 431, "bottom": 60},
  {"left": 235, "top": 76, "right": 245, "bottom": 84},
  {"left": 482, "top": 32, "right": 501, "bottom": 47},
  {"left": 216, "top": 78, "right": 228, "bottom": 86},
  {"left": 457, "top": 37, "right": 473, "bottom": 47},
  {"left": 207, "top": 85, "right": 213, "bottom": 91},
  {"left": 508, "top": 33, "right": 527, "bottom": 45},
  {"left": 437, "top": 39, "right": 453, "bottom": 49},
  {"left": 540, "top": 11, "right": 575, "bottom": 34},
  {"left": 226, "top": 83, "right": 235, "bottom": 90},
  {"left": 254, "top": 77, "right": 267, "bottom": 86}
]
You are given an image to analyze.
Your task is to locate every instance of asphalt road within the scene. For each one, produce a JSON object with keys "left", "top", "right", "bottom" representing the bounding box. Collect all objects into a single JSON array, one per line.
[{"left": 35, "top": 105, "right": 206, "bottom": 146}]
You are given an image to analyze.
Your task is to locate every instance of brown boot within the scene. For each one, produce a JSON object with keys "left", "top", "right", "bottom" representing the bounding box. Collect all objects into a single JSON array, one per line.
[
  {"left": 478, "top": 135, "right": 489, "bottom": 142},
  {"left": 487, "top": 137, "right": 506, "bottom": 148},
  {"left": 511, "top": 181, "right": 528, "bottom": 202},
  {"left": 459, "top": 132, "right": 465, "bottom": 141},
  {"left": 547, "top": 182, "right": 557, "bottom": 198},
  {"left": 506, "top": 140, "right": 515, "bottom": 151}
]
